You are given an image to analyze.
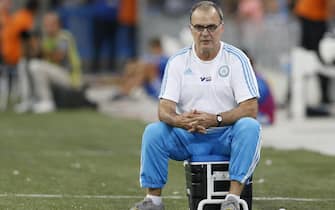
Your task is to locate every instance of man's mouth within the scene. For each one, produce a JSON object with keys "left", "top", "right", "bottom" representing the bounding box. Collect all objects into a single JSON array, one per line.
[{"left": 201, "top": 40, "right": 211, "bottom": 44}]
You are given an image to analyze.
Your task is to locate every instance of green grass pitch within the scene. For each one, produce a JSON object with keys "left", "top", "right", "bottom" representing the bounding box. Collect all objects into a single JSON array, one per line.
[{"left": 1, "top": 110, "right": 335, "bottom": 210}]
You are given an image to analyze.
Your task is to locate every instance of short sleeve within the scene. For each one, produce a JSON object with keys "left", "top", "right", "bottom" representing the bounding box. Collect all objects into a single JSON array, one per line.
[
  {"left": 159, "top": 58, "right": 181, "bottom": 103},
  {"left": 231, "top": 54, "right": 259, "bottom": 104}
]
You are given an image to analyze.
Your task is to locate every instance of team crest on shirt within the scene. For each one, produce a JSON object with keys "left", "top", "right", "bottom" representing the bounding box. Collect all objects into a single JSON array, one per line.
[{"left": 218, "top": 65, "right": 230, "bottom": 77}]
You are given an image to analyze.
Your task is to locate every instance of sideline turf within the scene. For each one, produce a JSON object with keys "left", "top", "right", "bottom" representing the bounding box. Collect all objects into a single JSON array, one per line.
[{"left": 0, "top": 110, "right": 334, "bottom": 210}]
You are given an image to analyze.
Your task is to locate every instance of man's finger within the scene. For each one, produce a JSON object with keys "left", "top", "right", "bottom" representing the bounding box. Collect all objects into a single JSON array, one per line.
[
  {"left": 188, "top": 126, "right": 196, "bottom": 132},
  {"left": 196, "top": 125, "right": 207, "bottom": 134}
]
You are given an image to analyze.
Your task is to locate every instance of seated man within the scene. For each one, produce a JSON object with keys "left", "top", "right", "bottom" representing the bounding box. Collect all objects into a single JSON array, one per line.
[
  {"left": 15, "top": 11, "right": 82, "bottom": 113},
  {"left": 112, "top": 38, "right": 168, "bottom": 100},
  {"left": 131, "top": 1, "right": 261, "bottom": 210}
]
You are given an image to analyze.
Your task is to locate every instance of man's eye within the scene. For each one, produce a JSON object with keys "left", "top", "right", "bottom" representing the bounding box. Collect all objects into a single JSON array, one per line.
[
  {"left": 207, "top": 25, "right": 217, "bottom": 31},
  {"left": 195, "top": 25, "right": 205, "bottom": 31}
]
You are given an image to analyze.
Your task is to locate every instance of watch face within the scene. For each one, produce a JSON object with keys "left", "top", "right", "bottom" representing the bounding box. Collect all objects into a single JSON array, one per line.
[{"left": 217, "top": 115, "right": 222, "bottom": 122}]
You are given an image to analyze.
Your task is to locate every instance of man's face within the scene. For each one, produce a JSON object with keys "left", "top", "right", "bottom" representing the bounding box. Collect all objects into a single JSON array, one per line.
[
  {"left": 43, "top": 14, "right": 59, "bottom": 36},
  {"left": 190, "top": 7, "right": 224, "bottom": 59}
]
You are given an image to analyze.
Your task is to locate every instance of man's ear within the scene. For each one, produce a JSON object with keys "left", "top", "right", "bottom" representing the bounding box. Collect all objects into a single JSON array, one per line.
[{"left": 220, "top": 24, "right": 225, "bottom": 33}]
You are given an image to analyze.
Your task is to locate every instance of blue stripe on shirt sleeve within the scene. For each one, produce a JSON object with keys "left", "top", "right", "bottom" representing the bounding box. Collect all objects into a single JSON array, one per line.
[{"left": 224, "top": 45, "right": 258, "bottom": 97}]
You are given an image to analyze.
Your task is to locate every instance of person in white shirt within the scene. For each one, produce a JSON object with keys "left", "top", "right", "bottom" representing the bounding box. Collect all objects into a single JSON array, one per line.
[{"left": 131, "top": 1, "right": 261, "bottom": 210}]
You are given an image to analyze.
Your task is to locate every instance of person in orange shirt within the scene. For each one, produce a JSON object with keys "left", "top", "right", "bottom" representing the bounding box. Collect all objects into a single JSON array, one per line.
[
  {"left": 1, "top": 0, "right": 39, "bottom": 66},
  {"left": 91, "top": 0, "right": 119, "bottom": 73},
  {"left": 118, "top": 0, "right": 137, "bottom": 59},
  {"left": 0, "top": 0, "right": 12, "bottom": 64},
  {"left": 294, "top": 0, "right": 334, "bottom": 104}
]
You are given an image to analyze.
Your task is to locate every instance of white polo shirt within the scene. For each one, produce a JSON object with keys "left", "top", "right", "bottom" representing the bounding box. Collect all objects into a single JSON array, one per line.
[{"left": 159, "top": 41, "right": 259, "bottom": 114}]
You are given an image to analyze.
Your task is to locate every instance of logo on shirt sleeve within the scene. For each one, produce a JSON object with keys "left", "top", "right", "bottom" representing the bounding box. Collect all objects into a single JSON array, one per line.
[
  {"left": 218, "top": 65, "right": 230, "bottom": 77},
  {"left": 184, "top": 68, "right": 193, "bottom": 75}
]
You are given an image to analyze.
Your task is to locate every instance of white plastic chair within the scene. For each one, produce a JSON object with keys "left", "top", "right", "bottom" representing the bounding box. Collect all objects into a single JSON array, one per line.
[{"left": 290, "top": 47, "right": 335, "bottom": 120}]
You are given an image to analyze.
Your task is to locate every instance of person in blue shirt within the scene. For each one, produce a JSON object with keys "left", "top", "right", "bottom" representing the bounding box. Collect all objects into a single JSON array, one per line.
[
  {"left": 91, "top": 0, "right": 119, "bottom": 73},
  {"left": 242, "top": 49, "right": 276, "bottom": 125},
  {"left": 112, "top": 37, "right": 168, "bottom": 100}
]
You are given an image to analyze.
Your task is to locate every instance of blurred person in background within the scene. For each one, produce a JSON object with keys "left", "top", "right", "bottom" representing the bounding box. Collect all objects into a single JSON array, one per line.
[
  {"left": 118, "top": 0, "right": 137, "bottom": 60},
  {"left": 15, "top": 12, "right": 82, "bottom": 113},
  {"left": 236, "top": 0, "right": 264, "bottom": 61},
  {"left": 91, "top": 0, "right": 119, "bottom": 73},
  {"left": 238, "top": 0, "right": 264, "bottom": 23},
  {"left": 220, "top": 0, "right": 238, "bottom": 17},
  {"left": 131, "top": 1, "right": 261, "bottom": 210},
  {"left": 0, "top": 0, "right": 12, "bottom": 64},
  {"left": 256, "top": 72, "right": 276, "bottom": 124},
  {"left": 243, "top": 49, "right": 276, "bottom": 125},
  {"left": 1, "top": 0, "right": 38, "bottom": 109},
  {"left": 263, "top": 0, "right": 287, "bottom": 19},
  {"left": 1, "top": 0, "right": 38, "bottom": 67},
  {"left": 111, "top": 37, "right": 168, "bottom": 100},
  {"left": 295, "top": 0, "right": 335, "bottom": 105}
]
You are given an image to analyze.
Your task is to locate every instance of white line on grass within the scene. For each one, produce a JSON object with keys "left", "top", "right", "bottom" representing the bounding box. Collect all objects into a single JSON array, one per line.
[
  {"left": 0, "top": 194, "right": 335, "bottom": 202},
  {"left": 0, "top": 194, "right": 183, "bottom": 199},
  {"left": 253, "top": 197, "right": 335, "bottom": 202}
]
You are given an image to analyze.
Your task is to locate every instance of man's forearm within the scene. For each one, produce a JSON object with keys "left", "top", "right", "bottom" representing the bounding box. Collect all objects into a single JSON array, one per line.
[
  {"left": 158, "top": 108, "right": 179, "bottom": 127},
  {"left": 158, "top": 100, "right": 193, "bottom": 130},
  {"left": 219, "top": 99, "right": 258, "bottom": 126},
  {"left": 158, "top": 99, "right": 182, "bottom": 128}
]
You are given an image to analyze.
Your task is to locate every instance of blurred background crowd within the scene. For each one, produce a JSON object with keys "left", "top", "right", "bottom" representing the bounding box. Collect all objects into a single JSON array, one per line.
[{"left": 1, "top": 0, "right": 335, "bottom": 124}]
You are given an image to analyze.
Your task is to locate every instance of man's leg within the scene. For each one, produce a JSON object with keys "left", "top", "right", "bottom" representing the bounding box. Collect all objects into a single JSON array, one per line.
[
  {"left": 229, "top": 117, "right": 261, "bottom": 189},
  {"left": 120, "top": 61, "right": 147, "bottom": 95},
  {"left": 140, "top": 121, "right": 193, "bottom": 189},
  {"left": 29, "top": 59, "right": 72, "bottom": 112},
  {"left": 15, "top": 59, "right": 34, "bottom": 113},
  {"left": 132, "top": 121, "right": 197, "bottom": 209},
  {"left": 220, "top": 117, "right": 261, "bottom": 210}
]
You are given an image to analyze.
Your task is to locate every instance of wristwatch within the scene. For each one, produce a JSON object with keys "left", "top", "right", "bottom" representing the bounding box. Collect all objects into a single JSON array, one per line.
[{"left": 216, "top": 114, "right": 223, "bottom": 127}]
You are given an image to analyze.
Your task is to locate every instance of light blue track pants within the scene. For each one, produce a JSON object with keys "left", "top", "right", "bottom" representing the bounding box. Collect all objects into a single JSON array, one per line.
[{"left": 140, "top": 117, "right": 261, "bottom": 189}]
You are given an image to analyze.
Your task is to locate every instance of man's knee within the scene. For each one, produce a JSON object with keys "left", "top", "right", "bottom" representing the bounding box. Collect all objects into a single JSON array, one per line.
[
  {"left": 28, "top": 59, "right": 44, "bottom": 74},
  {"left": 142, "top": 121, "right": 170, "bottom": 149},
  {"left": 234, "top": 117, "right": 261, "bottom": 136}
]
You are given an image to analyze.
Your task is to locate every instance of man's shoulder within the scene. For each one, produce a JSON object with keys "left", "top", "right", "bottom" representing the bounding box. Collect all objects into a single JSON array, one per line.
[
  {"left": 222, "top": 42, "right": 244, "bottom": 55},
  {"left": 222, "top": 42, "right": 248, "bottom": 62},
  {"left": 168, "top": 46, "right": 192, "bottom": 62}
]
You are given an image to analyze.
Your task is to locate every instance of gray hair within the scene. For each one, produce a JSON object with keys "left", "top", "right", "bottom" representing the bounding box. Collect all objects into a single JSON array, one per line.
[{"left": 189, "top": 1, "right": 224, "bottom": 23}]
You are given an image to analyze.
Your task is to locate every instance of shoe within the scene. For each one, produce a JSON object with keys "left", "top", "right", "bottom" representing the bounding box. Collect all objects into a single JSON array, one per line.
[
  {"left": 110, "top": 93, "right": 128, "bottom": 101},
  {"left": 14, "top": 102, "right": 33, "bottom": 113},
  {"left": 130, "top": 198, "right": 165, "bottom": 210},
  {"left": 32, "top": 101, "right": 55, "bottom": 113},
  {"left": 220, "top": 196, "right": 240, "bottom": 210}
]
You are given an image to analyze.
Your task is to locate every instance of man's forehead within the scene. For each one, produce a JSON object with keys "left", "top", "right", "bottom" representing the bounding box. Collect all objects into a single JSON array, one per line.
[{"left": 191, "top": 8, "right": 221, "bottom": 24}]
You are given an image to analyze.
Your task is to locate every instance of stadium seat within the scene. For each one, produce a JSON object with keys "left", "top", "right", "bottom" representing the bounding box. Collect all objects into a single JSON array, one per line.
[{"left": 184, "top": 155, "right": 252, "bottom": 210}]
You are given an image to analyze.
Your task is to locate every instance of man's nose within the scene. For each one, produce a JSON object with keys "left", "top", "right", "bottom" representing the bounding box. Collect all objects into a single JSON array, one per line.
[{"left": 201, "top": 28, "right": 210, "bottom": 35}]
